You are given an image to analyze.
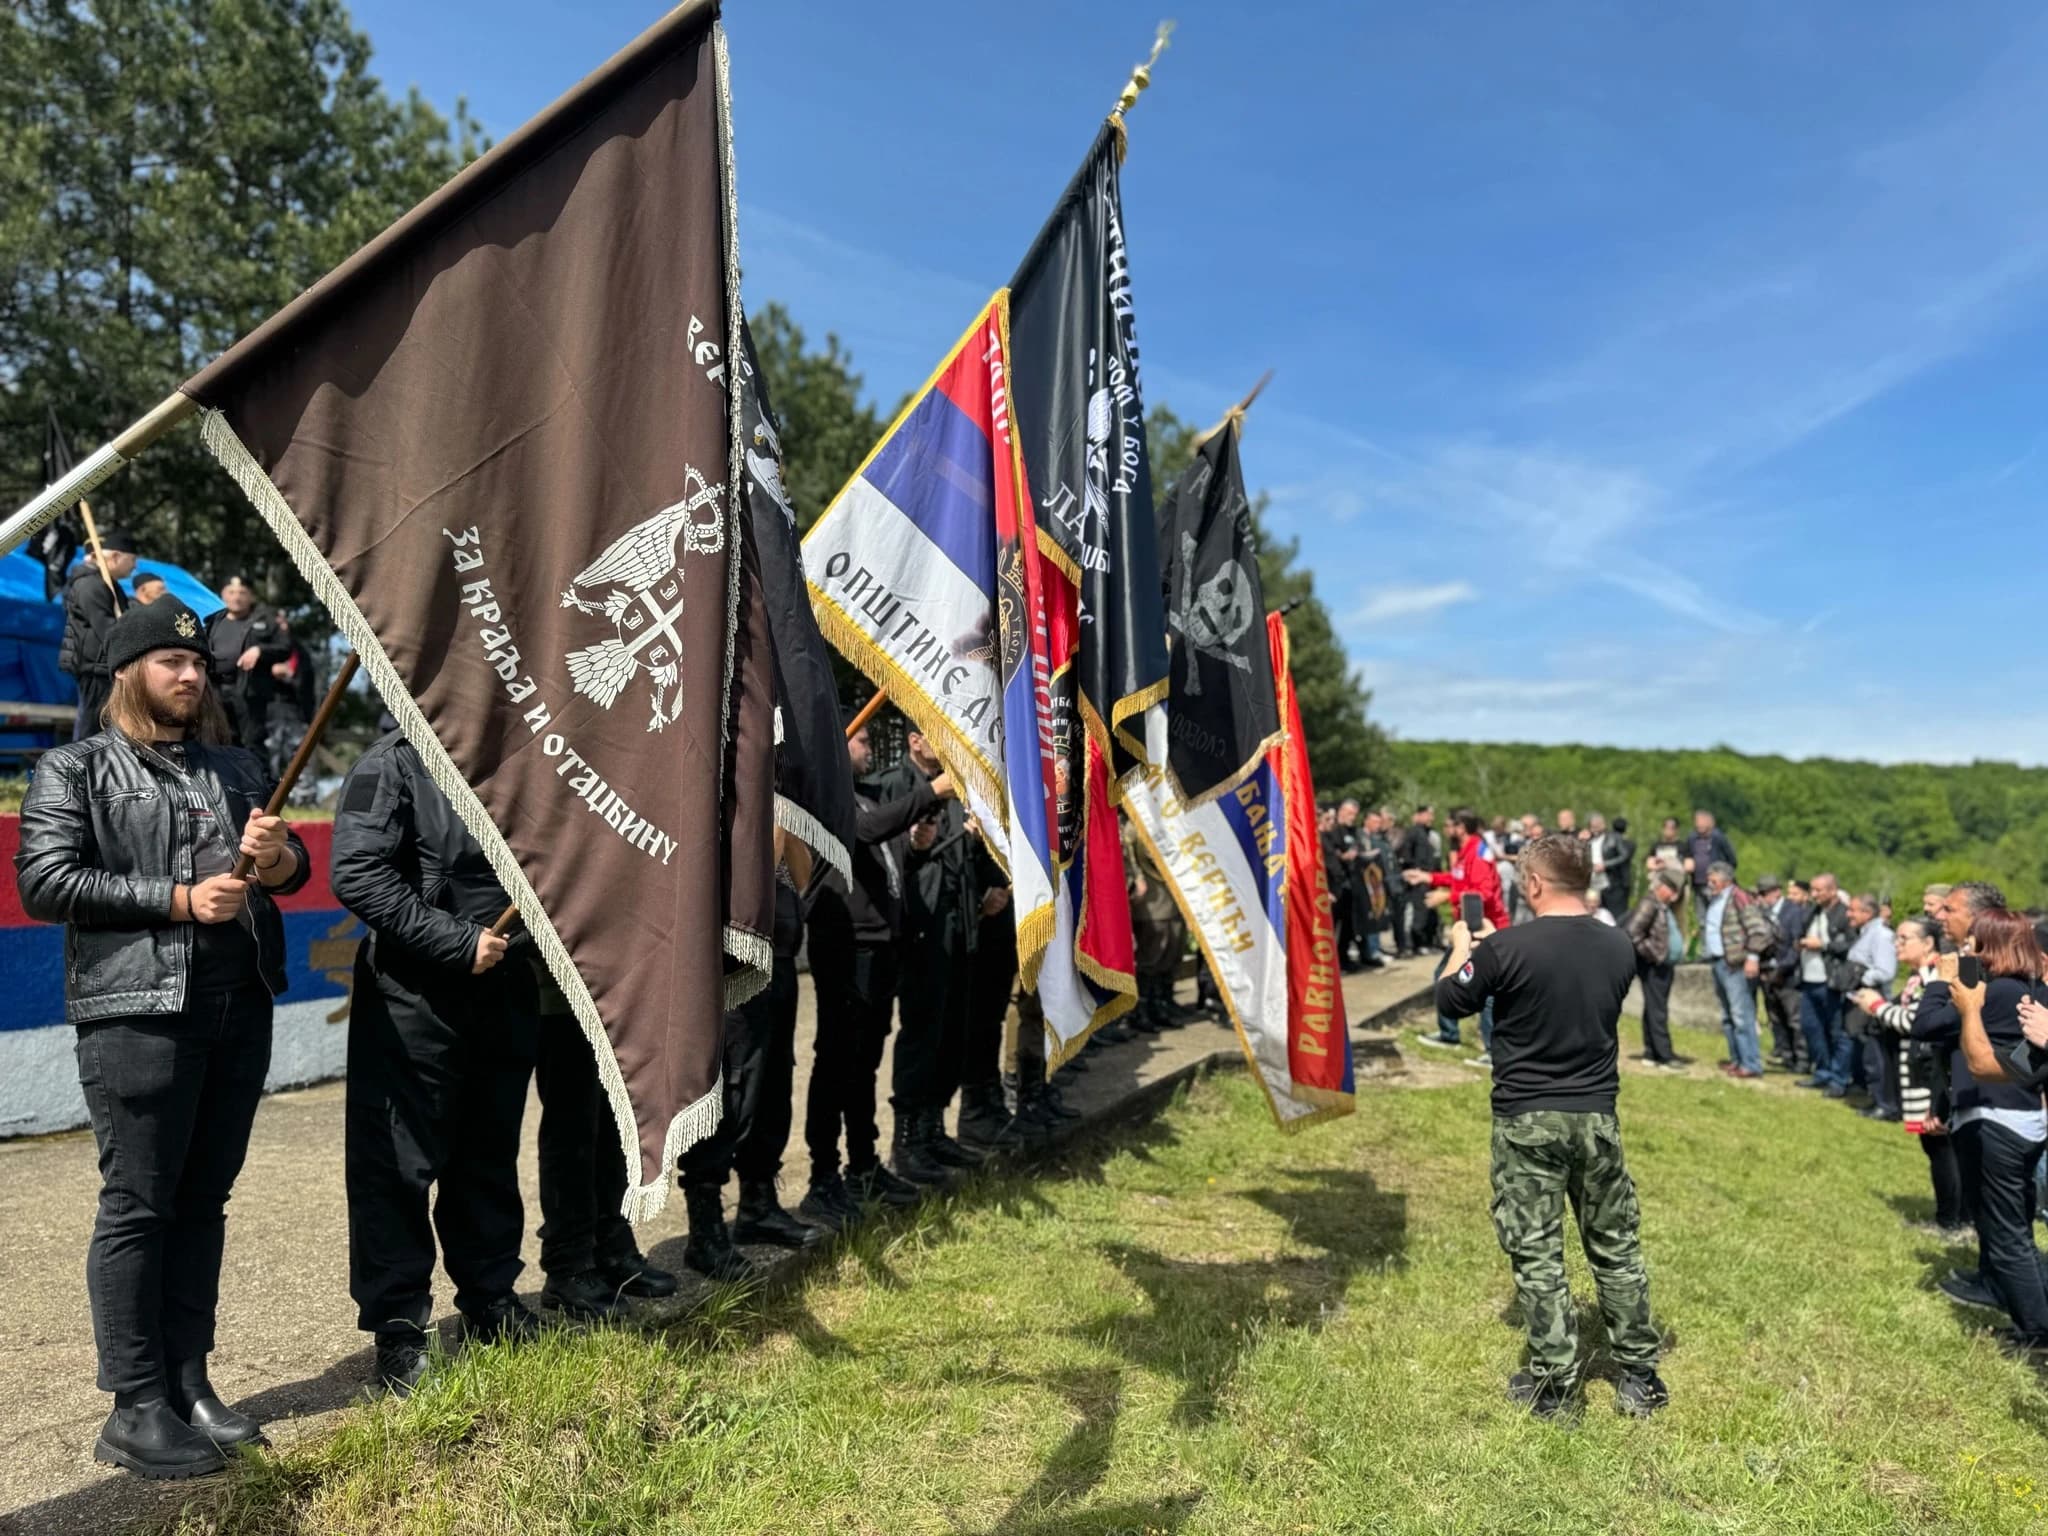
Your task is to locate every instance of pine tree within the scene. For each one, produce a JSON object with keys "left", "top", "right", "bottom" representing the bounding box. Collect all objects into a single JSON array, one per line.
[{"left": 0, "top": 0, "right": 484, "bottom": 625}]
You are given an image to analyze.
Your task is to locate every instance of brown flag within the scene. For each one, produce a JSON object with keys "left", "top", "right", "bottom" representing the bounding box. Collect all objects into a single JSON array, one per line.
[{"left": 182, "top": 0, "right": 773, "bottom": 1221}]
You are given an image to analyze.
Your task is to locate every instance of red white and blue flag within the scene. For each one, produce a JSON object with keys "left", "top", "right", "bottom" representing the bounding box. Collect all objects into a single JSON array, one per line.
[{"left": 803, "top": 299, "right": 1060, "bottom": 978}]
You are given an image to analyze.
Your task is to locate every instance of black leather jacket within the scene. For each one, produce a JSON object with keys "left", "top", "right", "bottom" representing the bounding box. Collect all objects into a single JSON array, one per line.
[
  {"left": 15, "top": 732, "right": 312, "bottom": 1022},
  {"left": 331, "top": 732, "right": 525, "bottom": 997}
]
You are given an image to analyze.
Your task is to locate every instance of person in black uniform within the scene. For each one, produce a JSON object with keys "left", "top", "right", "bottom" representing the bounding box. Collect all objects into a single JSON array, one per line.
[
  {"left": 16, "top": 598, "right": 310, "bottom": 1479},
  {"left": 204, "top": 576, "right": 292, "bottom": 752},
  {"left": 1395, "top": 805, "right": 1439, "bottom": 956},
  {"left": 331, "top": 725, "right": 542, "bottom": 1396},
  {"left": 955, "top": 839, "right": 1019, "bottom": 1150},
  {"left": 56, "top": 528, "right": 138, "bottom": 739},
  {"left": 874, "top": 726, "right": 985, "bottom": 1186},
  {"left": 799, "top": 721, "right": 954, "bottom": 1225},
  {"left": 532, "top": 974, "right": 679, "bottom": 1318},
  {"left": 675, "top": 864, "right": 822, "bottom": 1281}
]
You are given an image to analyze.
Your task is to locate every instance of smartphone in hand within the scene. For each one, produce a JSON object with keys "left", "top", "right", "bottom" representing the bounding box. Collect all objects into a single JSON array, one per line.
[
  {"left": 1460, "top": 892, "right": 1485, "bottom": 931},
  {"left": 1959, "top": 955, "right": 1985, "bottom": 988}
]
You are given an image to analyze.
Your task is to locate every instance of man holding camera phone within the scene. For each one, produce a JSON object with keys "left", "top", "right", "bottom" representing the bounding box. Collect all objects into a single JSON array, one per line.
[{"left": 1436, "top": 833, "right": 1667, "bottom": 1423}]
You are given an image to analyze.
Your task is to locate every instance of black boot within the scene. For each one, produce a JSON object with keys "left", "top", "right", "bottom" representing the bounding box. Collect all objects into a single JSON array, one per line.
[
  {"left": 847, "top": 1160, "right": 924, "bottom": 1208},
  {"left": 955, "top": 1081, "right": 1017, "bottom": 1155},
  {"left": 798, "top": 1171, "right": 863, "bottom": 1230},
  {"left": 374, "top": 1324, "right": 432, "bottom": 1399},
  {"left": 93, "top": 1397, "right": 228, "bottom": 1480},
  {"left": 167, "top": 1357, "right": 267, "bottom": 1450},
  {"left": 540, "top": 1269, "right": 624, "bottom": 1321},
  {"left": 923, "top": 1107, "right": 984, "bottom": 1169},
  {"left": 890, "top": 1113, "right": 954, "bottom": 1188},
  {"left": 682, "top": 1185, "right": 757, "bottom": 1283},
  {"left": 462, "top": 1294, "right": 543, "bottom": 1345},
  {"left": 733, "top": 1182, "right": 825, "bottom": 1248},
  {"left": 597, "top": 1250, "right": 679, "bottom": 1300}
]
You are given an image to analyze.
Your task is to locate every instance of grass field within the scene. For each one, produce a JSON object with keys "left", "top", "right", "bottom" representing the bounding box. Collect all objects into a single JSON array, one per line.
[{"left": 159, "top": 1020, "right": 2048, "bottom": 1536}]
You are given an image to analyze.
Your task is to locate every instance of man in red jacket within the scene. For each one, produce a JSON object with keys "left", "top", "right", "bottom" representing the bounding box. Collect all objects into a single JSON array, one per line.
[{"left": 1413, "top": 809, "right": 1512, "bottom": 1058}]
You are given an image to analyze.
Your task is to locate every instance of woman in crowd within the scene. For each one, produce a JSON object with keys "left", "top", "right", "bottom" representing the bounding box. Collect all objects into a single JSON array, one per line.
[
  {"left": 1911, "top": 907, "right": 2048, "bottom": 1351},
  {"left": 1854, "top": 917, "right": 1964, "bottom": 1234}
]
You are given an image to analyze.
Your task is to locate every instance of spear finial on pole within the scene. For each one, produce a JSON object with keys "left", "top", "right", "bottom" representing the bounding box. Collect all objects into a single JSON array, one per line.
[
  {"left": 1193, "top": 370, "right": 1274, "bottom": 449},
  {"left": 1107, "top": 21, "right": 1175, "bottom": 161}
]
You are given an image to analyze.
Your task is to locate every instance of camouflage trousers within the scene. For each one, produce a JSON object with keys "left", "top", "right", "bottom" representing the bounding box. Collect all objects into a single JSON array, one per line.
[{"left": 1489, "top": 1110, "right": 1660, "bottom": 1390}]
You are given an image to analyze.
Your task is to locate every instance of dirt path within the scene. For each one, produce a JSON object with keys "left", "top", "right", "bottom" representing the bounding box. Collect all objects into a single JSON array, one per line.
[{"left": 0, "top": 960, "right": 1435, "bottom": 1533}]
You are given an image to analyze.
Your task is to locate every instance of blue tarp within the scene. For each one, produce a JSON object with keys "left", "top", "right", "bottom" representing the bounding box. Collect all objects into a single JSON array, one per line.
[{"left": 0, "top": 550, "right": 226, "bottom": 741}]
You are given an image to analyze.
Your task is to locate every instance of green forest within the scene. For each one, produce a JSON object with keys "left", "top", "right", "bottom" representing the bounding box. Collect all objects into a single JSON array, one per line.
[{"left": 1383, "top": 739, "right": 2048, "bottom": 910}]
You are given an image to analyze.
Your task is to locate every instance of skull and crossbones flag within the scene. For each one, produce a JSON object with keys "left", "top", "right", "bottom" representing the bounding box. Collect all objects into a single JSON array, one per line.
[
  {"left": 179, "top": 0, "right": 775, "bottom": 1221},
  {"left": 1157, "top": 417, "right": 1280, "bottom": 807}
]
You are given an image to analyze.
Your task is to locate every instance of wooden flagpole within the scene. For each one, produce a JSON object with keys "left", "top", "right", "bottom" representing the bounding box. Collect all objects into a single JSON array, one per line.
[
  {"left": 844, "top": 687, "right": 888, "bottom": 740},
  {"left": 75, "top": 499, "right": 124, "bottom": 618},
  {"left": 230, "top": 650, "right": 360, "bottom": 879},
  {"left": 1192, "top": 370, "right": 1274, "bottom": 449}
]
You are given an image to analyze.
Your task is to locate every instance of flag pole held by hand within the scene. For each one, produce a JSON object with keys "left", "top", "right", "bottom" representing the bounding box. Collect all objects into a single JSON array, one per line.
[
  {"left": 844, "top": 687, "right": 888, "bottom": 740},
  {"left": 231, "top": 651, "right": 360, "bottom": 879},
  {"left": 489, "top": 902, "right": 521, "bottom": 938}
]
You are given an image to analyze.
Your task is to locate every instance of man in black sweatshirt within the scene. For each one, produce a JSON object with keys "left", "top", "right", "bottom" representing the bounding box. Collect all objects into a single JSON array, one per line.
[{"left": 1436, "top": 833, "right": 1668, "bottom": 1423}]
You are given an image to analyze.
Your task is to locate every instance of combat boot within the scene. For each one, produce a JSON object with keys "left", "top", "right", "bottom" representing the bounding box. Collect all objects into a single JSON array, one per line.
[
  {"left": 890, "top": 1114, "right": 954, "bottom": 1188},
  {"left": 733, "top": 1181, "right": 824, "bottom": 1249},
  {"left": 955, "top": 1080, "right": 1018, "bottom": 1156},
  {"left": 923, "top": 1107, "right": 984, "bottom": 1169},
  {"left": 682, "top": 1184, "right": 757, "bottom": 1283}
]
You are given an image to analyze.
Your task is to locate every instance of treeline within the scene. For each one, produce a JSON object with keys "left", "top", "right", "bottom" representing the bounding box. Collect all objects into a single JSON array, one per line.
[{"left": 1385, "top": 740, "right": 2048, "bottom": 909}]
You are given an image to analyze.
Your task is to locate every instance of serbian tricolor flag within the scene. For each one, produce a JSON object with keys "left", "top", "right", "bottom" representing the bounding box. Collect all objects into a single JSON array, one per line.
[
  {"left": 1124, "top": 611, "right": 1352, "bottom": 1129},
  {"left": 802, "top": 298, "right": 1059, "bottom": 978}
]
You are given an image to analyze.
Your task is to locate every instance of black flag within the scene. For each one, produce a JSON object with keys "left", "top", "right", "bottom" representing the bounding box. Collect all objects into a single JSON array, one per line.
[
  {"left": 1159, "top": 418, "right": 1279, "bottom": 805},
  {"left": 1009, "top": 121, "right": 1170, "bottom": 775},
  {"left": 738, "top": 318, "right": 855, "bottom": 885},
  {"left": 37, "top": 409, "right": 83, "bottom": 601}
]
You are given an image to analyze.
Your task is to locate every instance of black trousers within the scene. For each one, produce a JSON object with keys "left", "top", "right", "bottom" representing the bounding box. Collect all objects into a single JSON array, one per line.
[
  {"left": 1600, "top": 883, "right": 1631, "bottom": 921},
  {"left": 1636, "top": 958, "right": 1677, "bottom": 1063},
  {"left": 892, "top": 932, "right": 968, "bottom": 1114},
  {"left": 962, "top": 915, "right": 1018, "bottom": 1091},
  {"left": 679, "top": 950, "right": 799, "bottom": 1193},
  {"left": 1763, "top": 978, "right": 1802, "bottom": 1063},
  {"left": 74, "top": 989, "right": 272, "bottom": 1401},
  {"left": 1955, "top": 1119, "right": 2048, "bottom": 1339},
  {"left": 534, "top": 1016, "right": 634, "bottom": 1281},
  {"left": 345, "top": 954, "right": 538, "bottom": 1334},
  {"left": 806, "top": 933, "right": 898, "bottom": 1180},
  {"left": 1334, "top": 888, "right": 1360, "bottom": 965},
  {"left": 1921, "top": 1130, "right": 1969, "bottom": 1230},
  {"left": 72, "top": 672, "right": 111, "bottom": 740}
]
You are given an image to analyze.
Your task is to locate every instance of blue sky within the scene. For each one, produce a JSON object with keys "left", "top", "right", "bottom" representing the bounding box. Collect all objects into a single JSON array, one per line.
[{"left": 345, "top": 0, "right": 2048, "bottom": 764}]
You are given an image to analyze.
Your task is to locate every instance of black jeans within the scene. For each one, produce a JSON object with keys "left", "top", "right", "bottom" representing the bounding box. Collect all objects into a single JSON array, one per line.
[
  {"left": 679, "top": 950, "right": 799, "bottom": 1193},
  {"left": 534, "top": 1016, "right": 634, "bottom": 1281},
  {"left": 345, "top": 954, "right": 538, "bottom": 1334},
  {"left": 1921, "top": 1131, "right": 1969, "bottom": 1230},
  {"left": 1764, "top": 979, "right": 1804, "bottom": 1065},
  {"left": 961, "top": 915, "right": 1018, "bottom": 1091},
  {"left": 1635, "top": 958, "right": 1677, "bottom": 1063},
  {"left": 75, "top": 989, "right": 272, "bottom": 1400},
  {"left": 806, "top": 936, "right": 898, "bottom": 1180},
  {"left": 1955, "top": 1118, "right": 2048, "bottom": 1339},
  {"left": 893, "top": 933, "right": 967, "bottom": 1115}
]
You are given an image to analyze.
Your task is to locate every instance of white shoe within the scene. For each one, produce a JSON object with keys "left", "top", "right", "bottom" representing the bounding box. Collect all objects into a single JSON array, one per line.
[
  {"left": 1417, "top": 1035, "right": 1462, "bottom": 1050},
  {"left": 1463, "top": 1052, "right": 1494, "bottom": 1069}
]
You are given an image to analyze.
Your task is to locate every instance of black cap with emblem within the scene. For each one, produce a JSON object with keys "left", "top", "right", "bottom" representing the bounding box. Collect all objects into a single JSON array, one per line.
[{"left": 104, "top": 597, "right": 210, "bottom": 676}]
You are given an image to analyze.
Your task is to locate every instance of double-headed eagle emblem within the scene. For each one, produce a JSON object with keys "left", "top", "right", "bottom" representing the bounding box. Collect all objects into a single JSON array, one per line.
[{"left": 560, "top": 466, "right": 725, "bottom": 733}]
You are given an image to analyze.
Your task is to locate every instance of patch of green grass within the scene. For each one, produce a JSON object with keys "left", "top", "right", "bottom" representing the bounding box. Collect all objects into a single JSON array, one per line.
[{"left": 165, "top": 1023, "right": 2048, "bottom": 1535}]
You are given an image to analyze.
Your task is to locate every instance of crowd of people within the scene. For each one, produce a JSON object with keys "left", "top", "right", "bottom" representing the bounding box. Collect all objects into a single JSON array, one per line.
[
  {"left": 13, "top": 594, "right": 1214, "bottom": 1480},
  {"left": 1336, "top": 796, "right": 2048, "bottom": 1370},
  {"left": 57, "top": 530, "right": 321, "bottom": 793}
]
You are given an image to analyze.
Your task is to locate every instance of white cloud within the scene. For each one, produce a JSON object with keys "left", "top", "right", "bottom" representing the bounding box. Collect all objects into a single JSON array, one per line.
[{"left": 1347, "top": 581, "right": 1477, "bottom": 626}]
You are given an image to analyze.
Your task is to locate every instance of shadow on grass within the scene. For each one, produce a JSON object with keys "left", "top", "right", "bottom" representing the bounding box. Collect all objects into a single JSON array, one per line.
[{"left": 1071, "top": 1165, "right": 1408, "bottom": 1425}]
